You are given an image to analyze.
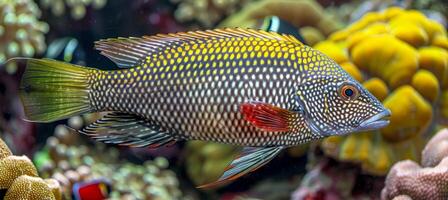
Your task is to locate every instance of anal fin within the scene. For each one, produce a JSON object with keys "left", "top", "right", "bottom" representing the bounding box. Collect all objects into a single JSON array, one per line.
[
  {"left": 79, "top": 112, "right": 176, "bottom": 148},
  {"left": 197, "top": 146, "right": 285, "bottom": 189}
]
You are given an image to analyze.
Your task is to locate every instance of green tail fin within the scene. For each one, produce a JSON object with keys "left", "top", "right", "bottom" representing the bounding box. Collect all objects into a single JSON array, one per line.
[{"left": 19, "top": 59, "right": 95, "bottom": 122}]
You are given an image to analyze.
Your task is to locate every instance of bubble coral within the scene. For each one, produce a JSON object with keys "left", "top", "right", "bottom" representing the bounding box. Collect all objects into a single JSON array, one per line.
[
  {"left": 0, "top": 137, "right": 61, "bottom": 200},
  {"left": 411, "top": 70, "right": 440, "bottom": 102},
  {"left": 381, "top": 86, "right": 432, "bottom": 142},
  {"left": 418, "top": 47, "right": 448, "bottom": 85},
  {"left": 318, "top": 7, "right": 448, "bottom": 175},
  {"left": 39, "top": 0, "right": 107, "bottom": 20},
  {"left": 381, "top": 129, "right": 448, "bottom": 200},
  {"left": 351, "top": 35, "right": 419, "bottom": 89},
  {"left": 363, "top": 78, "right": 388, "bottom": 101},
  {"left": 0, "top": 0, "right": 49, "bottom": 73}
]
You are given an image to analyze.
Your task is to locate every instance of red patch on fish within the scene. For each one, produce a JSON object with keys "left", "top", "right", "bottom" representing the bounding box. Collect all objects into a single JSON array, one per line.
[{"left": 240, "top": 101, "right": 291, "bottom": 132}]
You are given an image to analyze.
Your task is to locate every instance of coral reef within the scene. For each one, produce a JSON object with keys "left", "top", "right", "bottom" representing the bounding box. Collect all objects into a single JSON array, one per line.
[
  {"left": 185, "top": 141, "right": 239, "bottom": 186},
  {"left": 0, "top": 72, "right": 35, "bottom": 155},
  {"left": 36, "top": 114, "right": 183, "bottom": 199},
  {"left": 0, "top": 0, "right": 49, "bottom": 73},
  {"left": 5, "top": 175, "right": 61, "bottom": 200},
  {"left": 291, "top": 153, "right": 385, "bottom": 200},
  {"left": 381, "top": 129, "right": 448, "bottom": 200},
  {"left": 319, "top": 7, "right": 448, "bottom": 175},
  {"left": 292, "top": 158, "right": 357, "bottom": 200},
  {"left": 39, "top": 0, "right": 107, "bottom": 20},
  {"left": 0, "top": 136, "right": 61, "bottom": 200},
  {"left": 171, "top": 0, "right": 249, "bottom": 28},
  {"left": 215, "top": 0, "right": 342, "bottom": 46}
]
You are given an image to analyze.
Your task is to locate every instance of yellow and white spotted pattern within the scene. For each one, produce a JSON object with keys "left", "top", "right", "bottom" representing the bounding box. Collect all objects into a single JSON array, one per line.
[{"left": 85, "top": 28, "right": 385, "bottom": 147}]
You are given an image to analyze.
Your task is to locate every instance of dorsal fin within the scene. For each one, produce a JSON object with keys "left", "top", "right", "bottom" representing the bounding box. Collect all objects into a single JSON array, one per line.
[{"left": 94, "top": 28, "right": 303, "bottom": 68}]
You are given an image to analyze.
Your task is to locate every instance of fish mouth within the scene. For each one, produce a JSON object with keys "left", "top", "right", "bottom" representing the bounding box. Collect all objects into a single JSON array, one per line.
[{"left": 357, "top": 109, "right": 391, "bottom": 131}]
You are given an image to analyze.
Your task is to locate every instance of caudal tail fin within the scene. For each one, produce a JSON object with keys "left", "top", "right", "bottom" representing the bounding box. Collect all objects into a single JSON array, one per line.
[{"left": 19, "top": 59, "right": 96, "bottom": 122}]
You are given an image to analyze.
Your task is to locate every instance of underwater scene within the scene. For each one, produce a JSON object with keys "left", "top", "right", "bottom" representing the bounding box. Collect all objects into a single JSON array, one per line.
[{"left": 0, "top": 0, "right": 448, "bottom": 199}]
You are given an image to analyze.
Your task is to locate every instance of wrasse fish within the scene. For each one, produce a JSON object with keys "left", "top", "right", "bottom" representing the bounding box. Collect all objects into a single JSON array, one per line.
[{"left": 19, "top": 28, "right": 390, "bottom": 188}]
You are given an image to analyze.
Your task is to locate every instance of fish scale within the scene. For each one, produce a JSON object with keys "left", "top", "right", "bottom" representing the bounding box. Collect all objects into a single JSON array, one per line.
[
  {"left": 19, "top": 28, "right": 390, "bottom": 187},
  {"left": 89, "top": 36, "right": 322, "bottom": 146}
]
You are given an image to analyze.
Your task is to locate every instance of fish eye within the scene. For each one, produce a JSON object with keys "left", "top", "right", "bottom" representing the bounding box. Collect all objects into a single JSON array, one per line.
[{"left": 339, "top": 83, "right": 359, "bottom": 101}]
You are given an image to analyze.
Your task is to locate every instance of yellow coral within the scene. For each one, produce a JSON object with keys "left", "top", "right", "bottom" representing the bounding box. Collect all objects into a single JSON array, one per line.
[
  {"left": 4, "top": 175, "right": 56, "bottom": 200},
  {"left": 381, "top": 86, "right": 432, "bottom": 142},
  {"left": 439, "top": 91, "right": 448, "bottom": 121},
  {"left": 346, "top": 22, "right": 389, "bottom": 50},
  {"left": 314, "top": 41, "right": 348, "bottom": 64},
  {"left": 390, "top": 21, "right": 428, "bottom": 47},
  {"left": 351, "top": 35, "right": 419, "bottom": 89},
  {"left": 382, "top": 7, "right": 405, "bottom": 19},
  {"left": 218, "top": 0, "right": 341, "bottom": 36},
  {"left": 319, "top": 7, "right": 448, "bottom": 175},
  {"left": 44, "top": 179, "right": 62, "bottom": 200},
  {"left": 422, "top": 19, "right": 447, "bottom": 43},
  {"left": 339, "top": 132, "right": 372, "bottom": 161},
  {"left": 300, "top": 26, "right": 325, "bottom": 46},
  {"left": 0, "top": 156, "right": 38, "bottom": 189},
  {"left": 365, "top": 138, "right": 392, "bottom": 174},
  {"left": 411, "top": 70, "right": 440, "bottom": 102},
  {"left": 0, "top": 138, "right": 12, "bottom": 159},
  {"left": 363, "top": 78, "right": 389, "bottom": 101},
  {"left": 433, "top": 35, "right": 448, "bottom": 50},
  {"left": 185, "top": 141, "right": 238, "bottom": 186},
  {"left": 0, "top": 138, "right": 62, "bottom": 198},
  {"left": 340, "top": 62, "right": 363, "bottom": 82},
  {"left": 418, "top": 47, "right": 448, "bottom": 86}
]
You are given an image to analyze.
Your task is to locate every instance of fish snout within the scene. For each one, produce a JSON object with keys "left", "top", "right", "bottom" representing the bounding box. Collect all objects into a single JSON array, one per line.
[{"left": 357, "top": 109, "right": 391, "bottom": 131}]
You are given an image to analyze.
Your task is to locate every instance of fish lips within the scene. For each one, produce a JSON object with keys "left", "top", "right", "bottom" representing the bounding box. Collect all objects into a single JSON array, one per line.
[{"left": 357, "top": 109, "right": 391, "bottom": 131}]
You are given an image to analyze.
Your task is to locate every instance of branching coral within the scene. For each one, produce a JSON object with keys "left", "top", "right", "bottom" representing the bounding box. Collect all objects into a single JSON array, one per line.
[
  {"left": 0, "top": 136, "right": 61, "bottom": 200},
  {"left": 381, "top": 129, "right": 448, "bottom": 200},
  {"left": 39, "top": 0, "right": 107, "bottom": 20},
  {"left": 0, "top": 0, "right": 49, "bottom": 73},
  {"left": 319, "top": 7, "right": 448, "bottom": 175}
]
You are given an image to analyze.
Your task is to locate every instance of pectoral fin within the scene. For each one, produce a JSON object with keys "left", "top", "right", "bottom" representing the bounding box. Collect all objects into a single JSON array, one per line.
[
  {"left": 241, "top": 101, "right": 296, "bottom": 132},
  {"left": 197, "top": 146, "right": 284, "bottom": 189}
]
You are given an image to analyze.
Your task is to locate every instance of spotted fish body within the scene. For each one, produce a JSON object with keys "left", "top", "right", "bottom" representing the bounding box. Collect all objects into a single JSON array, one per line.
[
  {"left": 19, "top": 28, "right": 390, "bottom": 187},
  {"left": 90, "top": 33, "right": 329, "bottom": 147}
]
